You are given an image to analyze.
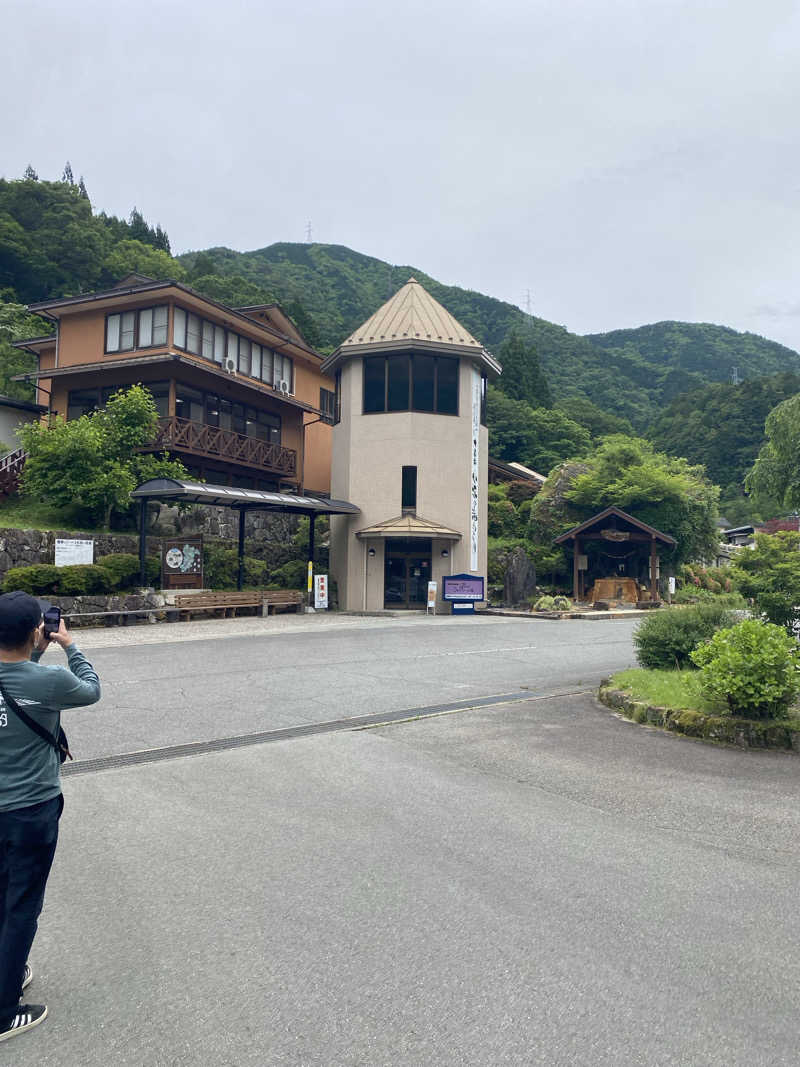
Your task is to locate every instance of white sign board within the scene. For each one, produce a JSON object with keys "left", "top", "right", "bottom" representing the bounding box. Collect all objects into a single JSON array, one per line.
[
  {"left": 54, "top": 538, "right": 94, "bottom": 567},
  {"left": 314, "top": 574, "right": 329, "bottom": 610},
  {"left": 668, "top": 576, "right": 676, "bottom": 595},
  {"left": 427, "top": 580, "right": 437, "bottom": 614}
]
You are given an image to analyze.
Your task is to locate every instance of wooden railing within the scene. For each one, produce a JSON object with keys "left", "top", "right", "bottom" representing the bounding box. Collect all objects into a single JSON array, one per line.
[
  {"left": 146, "top": 417, "right": 297, "bottom": 476},
  {"left": 0, "top": 449, "right": 26, "bottom": 497}
]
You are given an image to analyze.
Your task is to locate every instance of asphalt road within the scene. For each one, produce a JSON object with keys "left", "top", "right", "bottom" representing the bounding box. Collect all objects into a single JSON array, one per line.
[
  {"left": 59, "top": 614, "right": 640, "bottom": 760},
  {"left": 9, "top": 615, "right": 800, "bottom": 1065}
]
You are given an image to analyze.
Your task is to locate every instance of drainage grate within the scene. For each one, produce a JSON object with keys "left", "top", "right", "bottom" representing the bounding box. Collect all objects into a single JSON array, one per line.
[{"left": 62, "top": 690, "right": 549, "bottom": 777}]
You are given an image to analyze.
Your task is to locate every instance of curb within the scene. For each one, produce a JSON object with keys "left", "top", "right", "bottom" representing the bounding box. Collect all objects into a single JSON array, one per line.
[
  {"left": 597, "top": 683, "right": 800, "bottom": 753},
  {"left": 485, "top": 609, "right": 652, "bottom": 622}
]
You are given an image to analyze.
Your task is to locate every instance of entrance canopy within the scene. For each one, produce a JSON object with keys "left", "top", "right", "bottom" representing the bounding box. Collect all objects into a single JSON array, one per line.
[
  {"left": 132, "top": 478, "right": 359, "bottom": 589},
  {"left": 554, "top": 506, "right": 676, "bottom": 604},
  {"left": 356, "top": 513, "right": 461, "bottom": 541}
]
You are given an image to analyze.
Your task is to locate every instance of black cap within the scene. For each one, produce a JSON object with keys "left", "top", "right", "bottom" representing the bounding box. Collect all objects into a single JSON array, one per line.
[{"left": 0, "top": 591, "right": 44, "bottom": 650}]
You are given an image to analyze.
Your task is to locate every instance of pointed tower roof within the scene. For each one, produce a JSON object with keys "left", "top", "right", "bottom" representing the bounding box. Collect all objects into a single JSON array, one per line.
[{"left": 321, "top": 278, "right": 501, "bottom": 377}]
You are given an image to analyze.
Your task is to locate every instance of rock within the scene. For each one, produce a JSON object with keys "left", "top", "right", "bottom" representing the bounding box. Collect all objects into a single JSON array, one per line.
[{"left": 503, "top": 546, "right": 536, "bottom": 607}]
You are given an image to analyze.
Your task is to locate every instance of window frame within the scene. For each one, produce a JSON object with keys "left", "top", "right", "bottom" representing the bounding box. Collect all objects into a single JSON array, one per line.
[{"left": 362, "top": 352, "right": 460, "bottom": 416}]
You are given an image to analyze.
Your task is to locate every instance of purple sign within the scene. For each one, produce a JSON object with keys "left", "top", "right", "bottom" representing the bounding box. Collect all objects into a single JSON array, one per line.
[{"left": 443, "top": 574, "right": 485, "bottom": 602}]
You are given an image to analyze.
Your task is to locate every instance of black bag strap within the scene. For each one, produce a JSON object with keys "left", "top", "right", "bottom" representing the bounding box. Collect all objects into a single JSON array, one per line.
[{"left": 0, "top": 672, "right": 72, "bottom": 761}]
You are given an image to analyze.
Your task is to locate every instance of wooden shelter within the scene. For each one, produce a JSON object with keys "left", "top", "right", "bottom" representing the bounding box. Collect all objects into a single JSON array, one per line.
[{"left": 554, "top": 506, "right": 677, "bottom": 605}]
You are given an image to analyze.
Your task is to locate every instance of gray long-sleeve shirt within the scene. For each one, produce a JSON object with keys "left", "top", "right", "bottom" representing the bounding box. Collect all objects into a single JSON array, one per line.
[{"left": 0, "top": 644, "right": 101, "bottom": 811}]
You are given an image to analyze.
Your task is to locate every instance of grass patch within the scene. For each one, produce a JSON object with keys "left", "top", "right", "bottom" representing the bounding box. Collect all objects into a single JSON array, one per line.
[
  {"left": 611, "top": 668, "right": 717, "bottom": 714},
  {"left": 0, "top": 498, "right": 111, "bottom": 534}
]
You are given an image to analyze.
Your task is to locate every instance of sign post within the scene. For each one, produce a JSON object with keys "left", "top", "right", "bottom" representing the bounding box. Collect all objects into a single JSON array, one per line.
[
  {"left": 442, "top": 574, "right": 485, "bottom": 616},
  {"left": 426, "top": 581, "right": 437, "bottom": 615},
  {"left": 161, "top": 538, "right": 203, "bottom": 590},
  {"left": 314, "top": 574, "right": 329, "bottom": 610}
]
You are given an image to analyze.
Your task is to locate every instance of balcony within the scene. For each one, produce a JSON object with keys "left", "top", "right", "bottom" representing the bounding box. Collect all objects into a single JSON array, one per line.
[{"left": 146, "top": 416, "right": 297, "bottom": 478}]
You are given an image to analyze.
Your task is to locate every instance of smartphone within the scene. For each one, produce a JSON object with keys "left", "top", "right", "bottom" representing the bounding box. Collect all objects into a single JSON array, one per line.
[{"left": 43, "top": 606, "right": 61, "bottom": 638}]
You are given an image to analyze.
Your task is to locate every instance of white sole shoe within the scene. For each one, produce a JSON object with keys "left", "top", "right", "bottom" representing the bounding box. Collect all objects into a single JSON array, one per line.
[{"left": 0, "top": 1004, "right": 48, "bottom": 1043}]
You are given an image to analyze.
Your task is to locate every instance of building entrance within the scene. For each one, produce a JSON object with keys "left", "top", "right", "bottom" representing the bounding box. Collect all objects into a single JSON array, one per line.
[{"left": 384, "top": 538, "right": 432, "bottom": 608}]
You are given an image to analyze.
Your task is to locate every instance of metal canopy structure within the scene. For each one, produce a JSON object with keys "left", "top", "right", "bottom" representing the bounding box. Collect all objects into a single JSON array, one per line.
[{"left": 132, "top": 478, "right": 359, "bottom": 590}]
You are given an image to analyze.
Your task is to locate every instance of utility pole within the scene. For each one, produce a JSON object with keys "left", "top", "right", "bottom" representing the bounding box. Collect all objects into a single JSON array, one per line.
[
  {"left": 524, "top": 289, "right": 533, "bottom": 317},
  {"left": 731, "top": 366, "right": 740, "bottom": 385},
  {"left": 305, "top": 220, "right": 313, "bottom": 244}
]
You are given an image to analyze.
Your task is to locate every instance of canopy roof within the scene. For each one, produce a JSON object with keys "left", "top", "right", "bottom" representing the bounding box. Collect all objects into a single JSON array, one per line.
[
  {"left": 132, "top": 478, "right": 359, "bottom": 514},
  {"left": 356, "top": 513, "right": 461, "bottom": 540},
  {"left": 321, "top": 278, "right": 501, "bottom": 377},
  {"left": 554, "top": 506, "right": 676, "bottom": 546}
]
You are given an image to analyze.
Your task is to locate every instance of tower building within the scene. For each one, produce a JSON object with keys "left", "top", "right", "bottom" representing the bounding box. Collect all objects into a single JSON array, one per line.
[{"left": 322, "top": 278, "right": 502, "bottom": 610}]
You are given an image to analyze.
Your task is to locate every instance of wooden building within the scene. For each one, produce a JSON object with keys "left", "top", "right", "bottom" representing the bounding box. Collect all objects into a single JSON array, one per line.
[{"left": 13, "top": 274, "right": 335, "bottom": 494}]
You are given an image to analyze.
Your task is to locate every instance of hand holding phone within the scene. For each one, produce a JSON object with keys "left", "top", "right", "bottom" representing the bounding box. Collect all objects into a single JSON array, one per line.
[{"left": 43, "top": 606, "right": 61, "bottom": 638}]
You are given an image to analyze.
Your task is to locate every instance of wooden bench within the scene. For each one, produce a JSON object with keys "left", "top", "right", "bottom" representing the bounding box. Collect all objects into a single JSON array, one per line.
[{"left": 173, "top": 590, "right": 304, "bottom": 619}]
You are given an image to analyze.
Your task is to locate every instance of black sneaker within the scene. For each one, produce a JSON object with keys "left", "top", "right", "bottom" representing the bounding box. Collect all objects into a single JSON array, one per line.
[
  {"left": 0, "top": 1004, "right": 48, "bottom": 1042},
  {"left": 22, "top": 963, "right": 32, "bottom": 991}
]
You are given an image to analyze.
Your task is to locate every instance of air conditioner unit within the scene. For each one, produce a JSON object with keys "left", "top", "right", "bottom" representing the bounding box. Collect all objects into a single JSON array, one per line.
[
  {"left": 224, "top": 357, "right": 237, "bottom": 375},
  {"left": 279, "top": 380, "right": 290, "bottom": 394}
]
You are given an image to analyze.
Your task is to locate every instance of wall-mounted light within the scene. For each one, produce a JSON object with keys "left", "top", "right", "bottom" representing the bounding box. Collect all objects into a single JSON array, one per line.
[
  {"left": 368, "top": 548, "right": 376, "bottom": 557},
  {"left": 441, "top": 548, "right": 449, "bottom": 558}
]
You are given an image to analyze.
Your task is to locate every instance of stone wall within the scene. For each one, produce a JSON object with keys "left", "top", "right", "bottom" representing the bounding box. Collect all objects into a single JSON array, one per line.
[{"left": 0, "top": 528, "right": 142, "bottom": 579}]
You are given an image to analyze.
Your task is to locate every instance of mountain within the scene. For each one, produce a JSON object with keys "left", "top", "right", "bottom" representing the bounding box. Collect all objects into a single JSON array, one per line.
[{"left": 179, "top": 243, "right": 800, "bottom": 428}]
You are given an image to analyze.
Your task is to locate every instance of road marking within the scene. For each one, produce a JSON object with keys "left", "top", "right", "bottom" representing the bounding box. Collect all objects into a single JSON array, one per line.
[{"left": 62, "top": 687, "right": 594, "bottom": 777}]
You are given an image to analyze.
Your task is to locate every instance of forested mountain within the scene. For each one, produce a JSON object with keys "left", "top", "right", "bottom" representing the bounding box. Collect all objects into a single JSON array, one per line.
[{"left": 179, "top": 243, "right": 800, "bottom": 429}]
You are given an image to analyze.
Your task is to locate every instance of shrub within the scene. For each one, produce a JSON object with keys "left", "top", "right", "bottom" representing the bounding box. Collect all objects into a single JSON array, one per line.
[
  {"left": 202, "top": 544, "right": 268, "bottom": 590},
  {"left": 97, "top": 553, "right": 161, "bottom": 588},
  {"left": 552, "top": 595, "right": 571, "bottom": 611},
  {"left": 690, "top": 619, "right": 800, "bottom": 719},
  {"left": 633, "top": 603, "right": 736, "bottom": 670},
  {"left": 533, "top": 595, "right": 557, "bottom": 611},
  {"left": 270, "top": 559, "right": 307, "bottom": 589},
  {"left": 3, "top": 564, "right": 62, "bottom": 595},
  {"left": 54, "top": 564, "right": 114, "bottom": 595}
]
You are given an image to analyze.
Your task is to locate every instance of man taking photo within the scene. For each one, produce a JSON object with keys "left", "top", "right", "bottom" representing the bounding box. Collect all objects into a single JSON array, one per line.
[{"left": 0, "top": 591, "right": 100, "bottom": 1043}]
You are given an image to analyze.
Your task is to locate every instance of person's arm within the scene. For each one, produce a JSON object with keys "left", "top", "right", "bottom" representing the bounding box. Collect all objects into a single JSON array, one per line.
[{"left": 45, "top": 621, "right": 101, "bottom": 708}]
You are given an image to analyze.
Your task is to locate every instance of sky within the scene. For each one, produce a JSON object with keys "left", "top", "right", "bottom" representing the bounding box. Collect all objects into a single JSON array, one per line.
[{"left": 4, "top": 0, "right": 800, "bottom": 349}]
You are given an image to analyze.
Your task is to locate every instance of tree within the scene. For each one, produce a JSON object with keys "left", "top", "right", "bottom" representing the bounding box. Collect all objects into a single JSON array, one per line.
[
  {"left": 487, "top": 387, "right": 590, "bottom": 474},
  {"left": 101, "top": 239, "right": 185, "bottom": 285},
  {"left": 497, "top": 328, "right": 551, "bottom": 408},
  {"left": 23, "top": 166, "right": 38, "bottom": 181},
  {"left": 745, "top": 393, "right": 800, "bottom": 510},
  {"left": 554, "top": 395, "right": 633, "bottom": 440},
  {"left": 531, "top": 434, "right": 719, "bottom": 566},
  {"left": 0, "top": 301, "right": 53, "bottom": 402},
  {"left": 61, "top": 162, "right": 74, "bottom": 184},
  {"left": 78, "top": 176, "right": 89, "bottom": 200},
  {"left": 18, "top": 385, "right": 187, "bottom": 526},
  {"left": 729, "top": 530, "right": 800, "bottom": 633}
]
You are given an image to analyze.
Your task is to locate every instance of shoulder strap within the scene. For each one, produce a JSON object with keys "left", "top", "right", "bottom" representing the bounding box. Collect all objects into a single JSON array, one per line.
[{"left": 0, "top": 671, "right": 70, "bottom": 761}]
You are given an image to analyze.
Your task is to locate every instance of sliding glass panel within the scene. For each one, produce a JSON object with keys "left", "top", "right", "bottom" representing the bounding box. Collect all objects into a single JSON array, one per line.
[
  {"left": 363, "top": 357, "right": 385, "bottom": 412},
  {"left": 120, "top": 311, "right": 135, "bottom": 351},
  {"left": 106, "top": 315, "right": 121, "bottom": 352},
  {"left": 205, "top": 393, "right": 220, "bottom": 427},
  {"left": 226, "top": 332, "right": 238, "bottom": 367},
  {"left": 231, "top": 403, "right": 245, "bottom": 435},
  {"left": 153, "top": 306, "right": 168, "bottom": 344},
  {"left": 245, "top": 407, "right": 258, "bottom": 437},
  {"left": 67, "top": 389, "right": 100, "bottom": 420},
  {"left": 258, "top": 411, "right": 281, "bottom": 443},
  {"left": 202, "top": 321, "right": 214, "bottom": 361},
  {"left": 251, "top": 344, "right": 261, "bottom": 380},
  {"left": 261, "top": 348, "right": 274, "bottom": 384},
  {"left": 436, "top": 356, "right": 459, "bottom": 415},
  {"left": 186, "top": 313, "right": 201, "bottom": 354},
  {"left": 218, "top": 398, "right": 232, "bottom": 430},
  {"left": 238, "top": 337, "right": 251, "bottom": 376},
  {"left": 175, "top": 385, "right": 204, "bottom": 423},
  {"left": 144, "top": 381, "right": 170, "bottom": 417},
  {"left": 174, "top": 307, "right": 187, "bottom": 348},
  {"left": 138, "top": 308, "right": 153, "bottom": 347},
  {"left": 213, "top": 326, "right": 225, "bottom": 364}
]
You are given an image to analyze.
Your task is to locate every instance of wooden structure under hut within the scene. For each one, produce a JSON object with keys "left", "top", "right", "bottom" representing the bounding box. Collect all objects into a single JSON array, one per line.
[{"left": 554, "top": 506, "right": 677, "bottom": 606}]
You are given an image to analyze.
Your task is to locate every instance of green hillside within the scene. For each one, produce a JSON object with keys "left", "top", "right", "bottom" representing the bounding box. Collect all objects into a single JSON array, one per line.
[{"left": 179, "top": 243, "right": 800, "bottom": 428}]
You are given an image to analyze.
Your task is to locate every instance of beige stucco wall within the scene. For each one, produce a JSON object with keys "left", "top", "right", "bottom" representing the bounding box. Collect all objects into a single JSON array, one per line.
[
  {"left": 0, "top": 405, "right": 40, "bottom": 452},
  {"left": 330, "top": 356, "right": 488, "bottom": 611}
]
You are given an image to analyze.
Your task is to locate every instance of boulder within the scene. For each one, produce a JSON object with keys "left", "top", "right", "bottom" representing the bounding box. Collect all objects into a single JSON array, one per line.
[{"left": 503, "top": 546, "right": 537, "bottom": 607}]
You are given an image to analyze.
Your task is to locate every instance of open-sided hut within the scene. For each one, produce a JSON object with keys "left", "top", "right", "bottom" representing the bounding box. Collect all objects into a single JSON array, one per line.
[{"left": 554, "top": 506, "right": 676, "bottom": 606}]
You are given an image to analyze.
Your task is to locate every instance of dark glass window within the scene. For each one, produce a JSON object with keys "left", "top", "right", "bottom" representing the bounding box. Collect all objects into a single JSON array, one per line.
[
  {"left": 412, "top": 354, "right": 435, "bottom": 411},
  {"left": 231, "top": 403, "right": 246, "bottom": 435},
  {"left": 257, "top": 410, "right": 280, "bottom": 443},
  {"left": 245, "top": 406, "right": 258, "bottom": 438},
  {"left": 401, "top": 466, "right": 417, "bottom": 512},
  {"left": 143, "top": 381, "right": 169, "bottom": 417},
  {"left": 436, "top": 357, "right": 459, "bottom": 415},
  {"left": 218, "top": 398, "right": 232, "bottom": 431},
  {"left": 363, "top": 357, "right": 386, "bottom": 413},
  {"left": 320, "top": 387, "right": 336, "bottom": 424},
  {"left": 387, "top": 355, "right": 410, "bottom": 412},
  {"left": 67, "top": 389, "right": 100, "bottom": 420},
  {"left": 205, "top": 393, "right": 220, "bottom": 427},
  {"left": 175, "top": 385, "right": 204, "bottom": 423}
]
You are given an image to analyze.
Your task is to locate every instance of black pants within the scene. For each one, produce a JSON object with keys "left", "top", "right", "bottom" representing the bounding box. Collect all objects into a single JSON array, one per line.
[{"left": 0, "top": 794, "right": 63, "bottom": 1022}]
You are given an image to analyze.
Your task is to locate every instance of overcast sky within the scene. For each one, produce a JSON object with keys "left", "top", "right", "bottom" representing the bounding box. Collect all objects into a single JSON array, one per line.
[{"left": 4, "top": 0, "right": 800, "bottom": 350}]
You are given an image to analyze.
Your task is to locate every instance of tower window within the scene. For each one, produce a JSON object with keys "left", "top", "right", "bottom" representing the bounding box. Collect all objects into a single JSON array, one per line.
[{"left": 401, "top": 466, "right": 417, "bottom": 513}]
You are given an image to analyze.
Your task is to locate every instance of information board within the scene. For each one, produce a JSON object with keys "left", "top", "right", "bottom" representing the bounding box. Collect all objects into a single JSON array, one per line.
[
  {"left": 442, "top": 574, "right": 485, "bottom": 602},
  {"left": 54, "top": 539, "right": 94, "bottom": 567},
  {"left": 161, "top": 538, "right": 203, "bottom": 590},
  {"left": 314, "top": 574, "right": 329, "bottom": 610}
]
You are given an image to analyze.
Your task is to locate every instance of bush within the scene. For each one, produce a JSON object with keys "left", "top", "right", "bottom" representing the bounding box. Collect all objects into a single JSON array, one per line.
[
  {"left": 3, "top": 564, "right": 62, "bottom": 595},
  {"left": 633, "top": 603, "right": 737, "bottom": 670},
  {"left": 202, "top": 544, "right": 268, "bottom": 590},
  {"left": 97, "top": 552, "right": 160, "bottom": 589},
  {"left": 690, "top": 619, "right": 800, "bottom": 719},
  {"left": 552, "top": 595, "right": 571, "bottom": 611},
  {"left": 270, "top": 559, "right": 307, "bottom": 589},
  {"left": 533, "top": 595, "right": 556, "bottom": 611}
]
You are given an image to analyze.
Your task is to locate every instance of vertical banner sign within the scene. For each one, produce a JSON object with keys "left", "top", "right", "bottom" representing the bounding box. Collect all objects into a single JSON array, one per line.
[
  {"left": 427, "top": 580, "right": 437, "bottom": 615},
  {"left": 470, "top": 367, "right": 481, "bottom": 571},
  {"left": 314, "top": 574, "right": 329, "bottom": 610}
]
